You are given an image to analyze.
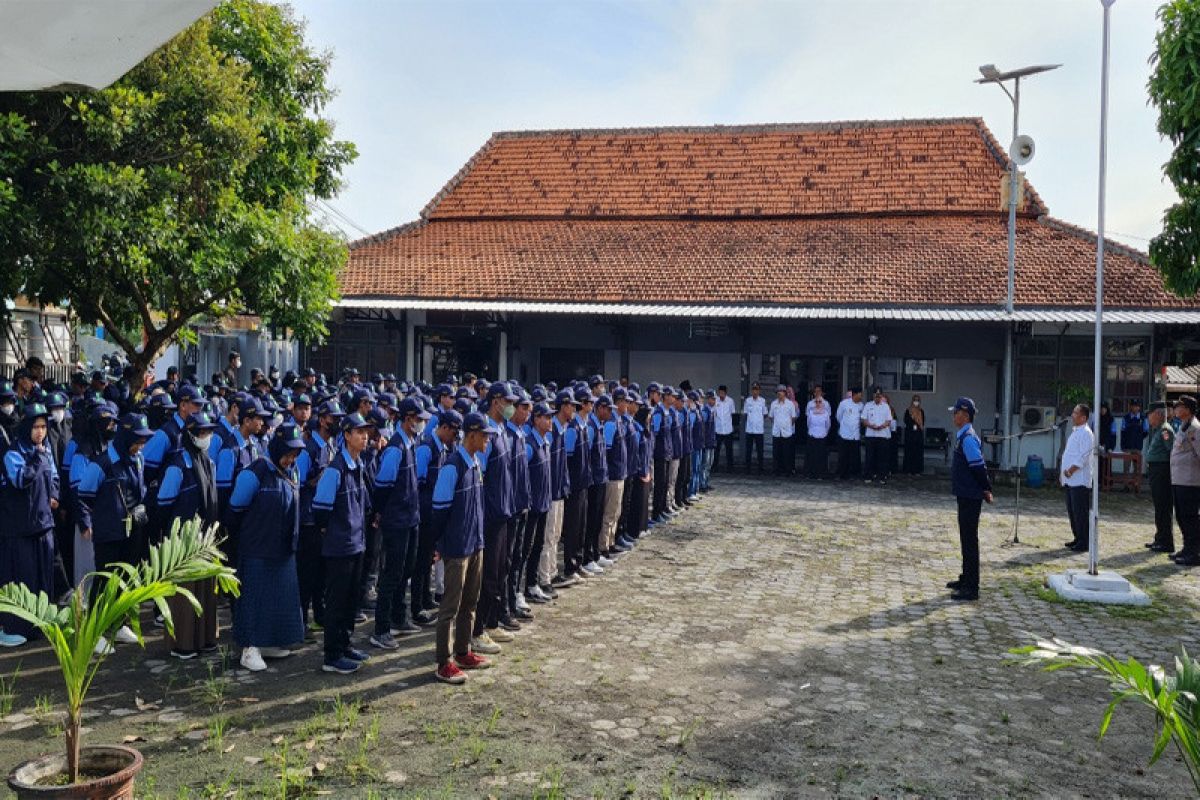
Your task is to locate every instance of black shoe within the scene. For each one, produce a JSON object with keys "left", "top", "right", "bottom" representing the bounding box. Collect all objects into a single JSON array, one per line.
[
  {"left": 414, "top": 610, "right": 438, "bottom": 626},
  {"left": 391, "top": 622, "right": 422, "bottom": 636},
  {"left": 1144, "top": 541, "right": 1160, "bottom": 549},
  {"left": 946, "top": 579, "right": 962, "bottom": 590},
  {"left": 1068, "top": 543, "right": 1089, "bottom": 552},
  {"left": 539, "top": 583, "right": 559, "bottom": 599},
  {"left": 514, "top": 607, "right": 534, "bottom": 621},
  {"left": 1064, "top": 540, "right": 1080, "bottom": 549},
  {"left": 950, "top": 588, "right": 979, "bottom": 601},
  {"left": 498, "top": 617, "right": 521, "bottom": 632},
  {"left": 1148, "top": 543, "right": 1174, "bottom": 553},
  {"left": 1176, "top": 555, "right": 1200, "bottom": 567}
]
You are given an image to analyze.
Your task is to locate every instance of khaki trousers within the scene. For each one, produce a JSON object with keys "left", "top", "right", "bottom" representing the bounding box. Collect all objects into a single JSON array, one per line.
[
  {"left": 436, "top": 550, "right": 483, "bottom": 665},
  {"left": 600, "top": 479, "right": 625, "bottom": 550},
  {"left": 537, "top": 498, "right": 565, "bottom": 585}
]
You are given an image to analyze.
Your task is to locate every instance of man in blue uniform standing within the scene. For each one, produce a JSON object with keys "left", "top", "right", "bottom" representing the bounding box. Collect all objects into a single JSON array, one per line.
[
  {"left": 472, "top": 382, "right": 519, "bottom": 653},
  {"left": 947, "top": 397, "right": 993, "bottom": 602}
]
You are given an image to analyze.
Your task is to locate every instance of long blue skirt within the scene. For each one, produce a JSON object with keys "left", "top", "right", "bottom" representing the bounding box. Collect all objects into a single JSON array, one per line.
[
  {"left": 0, "top": 531, "right": 55, "bottom": 640},
  {"left": 232, "top": 555, "right": 304, "bottom": 648}
]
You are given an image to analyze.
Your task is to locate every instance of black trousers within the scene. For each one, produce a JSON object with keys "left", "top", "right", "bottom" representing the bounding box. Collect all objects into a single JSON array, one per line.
[
  {"left": 521, "top": 510, "right": 547, "bottom": 592},
  {"left": 1148, "top": 462, "right": 1174, "bottom": 549},
  {"left": 1065, "top": 485, "right": 1091, "bottom": 547},
  {"left": 359, "top": 520, "right": 382, "bottom": 608},
  {"left": 806, "top": 436, "right": 828, "bottom": 478},
  {"left": 474, "top": 516, "right": 511, "bottom": 634},
  {"left": 772, "top": 435, "right": 792, "bottom": 475},
  {"left": 715, "top": 434, "right": 734, "bottom": 471},
  {"left": 676, "top": 454, "right": 692, "bottom": 504},
  {"left": 52, "top": 513, "right": 74, "bottom": 599},
  {"left": 323, "top": 552, "right": 364, "bottom": 662},
  {"left": 627, "top": 477, "right": 650, "bottom": 538},
  {"left": 506, "top": 511, "right": 529, "bottom": 613},
  {"left": 562, "top": 489, "right": 588, "bottom": 575},
  {"left": 297, "top": 524, "right": 325, "bottom": 626},
  {"left": 410, "top": 518, "right": 440, "bottom": 618},
  {"left": 652, "top": 458, "right": 669, "bottom": 518},
  {"left": 585, "top": 483, "right": 606, "bottom": 563},
  {"left": 374, "top": 524, "right": 418, "bottom": 634},
  {"left": 616, "top": 478, "right": 633, "bottom": 539},
  {"left": 91, "top": 537, "right": 136, "bottom": 607},
  {"left": 1173, "top": 484, "right": 1200, "bottom": 557},
  {"left": 745, "top": 434, "right": 764, "bottom": 472},
  {"left": 838, "top": 438, "right": 861, "bottom": 479},
  {"left": 956, "top": 497, "right": 982, "bottom": 591},
  {"left": 864, "top": 438, "right": 889, "bottom": 480}
]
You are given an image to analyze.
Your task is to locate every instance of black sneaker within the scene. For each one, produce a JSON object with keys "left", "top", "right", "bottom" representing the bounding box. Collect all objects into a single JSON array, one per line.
[
  {"left": 344, "top": 647, "right": 371, "bottom": 663},
  {"left": 414, "top": 610, "right": 438, "bottom": 626},
  {"left": 498, "top": 617, "right": 522, "bottom": 632},
  {"left": 945, "top": 579, "right": 962, "bottom": 590},
  {"left": 950, "top": 588, "right": 979, "bottom": 602},
  {"left": 550, "top": 573, "right": 578, "bottom": 588},
  {"left": 390, "top": 622, "right": 422, "bottom": 636},
  {"left": 353, "top": 611, "right": 368, "bottom": 624},
  {"left": 539, "top": 583, "right": 559, "bottom": 600}
]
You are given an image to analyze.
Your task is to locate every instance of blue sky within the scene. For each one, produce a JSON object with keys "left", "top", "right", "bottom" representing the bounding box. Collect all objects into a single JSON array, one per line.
[{"left": 291, "top": 0, "right": 1175, "bottom": 249}]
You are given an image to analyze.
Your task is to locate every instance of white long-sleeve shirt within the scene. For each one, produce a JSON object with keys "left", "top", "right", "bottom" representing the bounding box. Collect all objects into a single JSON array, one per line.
[
  {"left": 806, "top": 398, "right": 832, "bottom": 438},
  {"left": 769, "top": 398, "right": 798, "bottom": 437},
  {"left": 1061, "top": 424, "right": 1094, "bottom": 487},
  {"left": 836, "top": 398, "right": 863, "bottom": 441},
  {"left": 713, "top": 396, "right": 735, "bottom": 435},
  {"left": 861, "top": 400, "right": 893, "bottom": 439},
  {"left": 743, "top": 396, "right": 767, "bottom": 434}
]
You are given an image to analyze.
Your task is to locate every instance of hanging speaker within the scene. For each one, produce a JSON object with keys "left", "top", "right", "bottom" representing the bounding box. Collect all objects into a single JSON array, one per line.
[{"left": 1010, "top": 134, "right": 1036, "bottom": 165}]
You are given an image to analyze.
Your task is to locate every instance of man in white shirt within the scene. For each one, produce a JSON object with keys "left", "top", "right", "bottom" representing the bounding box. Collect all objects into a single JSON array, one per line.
[
  {"left": 743, "top": 383, "right": 767, "bottom": 474},
  {"left": 805, "top": 386, "right": 832, "bottom": 479},
  {"left": 769, "top": 385, "right": 798, "bottom": 475},
  {"left": 836, "top": 387, "right": 864, "bottom": 480},
  {"left": 1060, "top": 403, "right": 1095, "bottom": 551},
  {"left": 861, "top": 388, "right": 894, "bottom": 483},
  {"left": 712, "top": 385, "right": 736, "bottom": 472}
]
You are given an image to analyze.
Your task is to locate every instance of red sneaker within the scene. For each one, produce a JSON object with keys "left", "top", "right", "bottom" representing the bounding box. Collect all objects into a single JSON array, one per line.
[
  {"left": 454, "top": 651, "right": 492, "bottom": 670},
  {"left": 436, "top": 661, "right": 467, "bottom": 684}
]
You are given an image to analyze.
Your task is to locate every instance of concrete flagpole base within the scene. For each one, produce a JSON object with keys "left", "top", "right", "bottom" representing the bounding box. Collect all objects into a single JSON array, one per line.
[{"left": 1046, "top": 569, "right": 1151, "bottom": 606}]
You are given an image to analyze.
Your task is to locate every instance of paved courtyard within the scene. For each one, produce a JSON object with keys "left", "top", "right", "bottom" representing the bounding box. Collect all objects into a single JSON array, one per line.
[{"left": 1, "top": 475, "right": 1197, "bottom": 798}]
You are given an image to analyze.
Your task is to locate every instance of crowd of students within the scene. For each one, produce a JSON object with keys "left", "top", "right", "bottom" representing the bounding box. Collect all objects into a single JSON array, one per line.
[{"left": 0, "top": 360, "right": 722, "bottom": 685}]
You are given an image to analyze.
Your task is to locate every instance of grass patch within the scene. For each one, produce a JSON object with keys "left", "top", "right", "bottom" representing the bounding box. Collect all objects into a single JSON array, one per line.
[{"left": 0, "top": 661, "right": 19, "bottom": 717}]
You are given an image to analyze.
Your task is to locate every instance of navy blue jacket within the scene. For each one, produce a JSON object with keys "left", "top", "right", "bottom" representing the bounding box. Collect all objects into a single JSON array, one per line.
[
  {"left": 142, "top": 412, "right": 185, "bottom": 483},
  {"left": 548, "top": 417, "right": 570, "bottom": 500},
  {"left": 652, "top": 405, "right": 673, "bottom": 461},
  {"left": 415, "top": 437, "right": 450, "bottom": 522},
  {"left": 480, "top": 416, "right": 516, "bottom": 522},
  {"left": 587, "top": 414, "right": 608, "bottom": 487},
  {"left": 76, "top": 441, "right": 146, "bottom": 544},
  {"left": 565, "top": 415, "right": 591, "bottom": 495},
  {"left": 312, "top": 446, "right": 368, "bottom": 557},
  {"left": 299, "top": 430, "right": 336, "bottom": 527},
  {"left": 951, "top": 425, "right": 992, "bottom": 500},
  {"left": 603, "top": 416, "right": 627, "bottom": 481},
  {"left": 2, "top": 439, "right": 59, "bottom": 537},
  {"left": 704, "top": 405, "right": 717, "bottom": 448},
  {"left": 678, "top": 407, "right": 693, "bottom": 456},
  {"left": 373, "top": 429, "right": 421, "bottom": 530},
  {"left": 156, "top": 448, "right": 219, "bottom": 530},
  {"left": 431, "top": 445, "right": 485, "bottom": 558},
  {"left": 228, "top": 458, "right": 300, "bottom": 559},
  {"left": 506, "top": 421, "right": 530, "bottom": 513},
  {"left": 526, "top": 428, "right": 552, "bottom": 514}
]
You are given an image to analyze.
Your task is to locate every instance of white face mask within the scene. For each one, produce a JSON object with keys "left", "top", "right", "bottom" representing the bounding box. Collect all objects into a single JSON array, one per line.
[
  {"left": 913, "top": 401, "right": 921, "bottom": 407},
  {"left": 413, "top": 421, "right": 427, "bottom": 438},
  {"left": 51, "top": 409, "right": 66, "bottom": 423},
  {"left": 0, "top": 403, "right": 13, "bottom": 416},
  {"left": 192, "top": 433, "right": 213, "bottom": 451}
]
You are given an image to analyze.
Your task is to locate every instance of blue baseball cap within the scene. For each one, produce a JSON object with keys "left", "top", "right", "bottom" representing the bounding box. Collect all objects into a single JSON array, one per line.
[
  {"left": 531, "top": 402, "right": 553, "bottom": 418},
  {"left": 573, "top": 387, "right": 594, "bottom": 405},
  {"left": 184, "top": 412, "right": 219, "bottom": 433},
  {"left": 438, "top": 409, "right": 464, "bottom": 429},
  {"left": 274, "top": 423, "right": 306, "bottom": 451},
  {"left": 318, "top": 400, "right": 346, "bottom": 418},
  {"left": 462, "top": 411, "right": 496, "bottom": 435},
  {"left": 594, "top": 394, "right": 613, "bottom": 409},
  {"left": 949, "top": 397, "right": 977, "bottom": 419},
  {"left": 340, "top": 412, "right": 373, "bottom": 432},
  {"left": 398, "top": 397, "right": 432, "bottom": 420},
  {"left": 176, "top": 384, "right": 204, "bottom": 404},
  {"left": 486, "top": 381, "right": 520, "bottom": 402},
  {"left": 553, "top": 389, "right": 578, "bottom": 408},
  {"left": 119, "top": 412, "right": 154, "bottom": 438}
]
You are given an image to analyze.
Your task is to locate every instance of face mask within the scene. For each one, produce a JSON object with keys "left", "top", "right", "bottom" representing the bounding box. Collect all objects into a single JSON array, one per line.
[
  {"left": 502, "top": 405, "right": 516, "bottom": 421},
  {"left": 0, "top": 404, "right": 13, "bottom": 416},
  {"left": 51, "top": 409, "right": 66, "bottom": 423},
  {"left": 913, "top": 401, "right": 921, "bottom": 407},
  {"left": 413, "top": 421, "right": 427, "bottom": 437},
  {"left": 100, "top": 424, "right": 117, "bottom": 441},
  {"left": 192, "top": 432, "right": 213, "bottom": 451}
]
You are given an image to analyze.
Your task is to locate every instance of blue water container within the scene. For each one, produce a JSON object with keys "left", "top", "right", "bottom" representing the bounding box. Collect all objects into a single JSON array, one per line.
[{"left": 1026, "top": 455, "right": 1044, "bottom": 489}]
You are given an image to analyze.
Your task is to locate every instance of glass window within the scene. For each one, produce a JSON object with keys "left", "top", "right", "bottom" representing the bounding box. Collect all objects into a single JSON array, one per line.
[{"left": 901, "top": 359, "right": 935, "bottom": 392}]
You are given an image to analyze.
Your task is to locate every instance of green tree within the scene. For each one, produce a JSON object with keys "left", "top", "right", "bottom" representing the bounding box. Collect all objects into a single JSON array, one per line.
[
  {"left": 0, "top": 0, "right": 355, "bottom": 385},
  {"left": 1149, "top": 0, "right": 1200, "bottom": 295}
]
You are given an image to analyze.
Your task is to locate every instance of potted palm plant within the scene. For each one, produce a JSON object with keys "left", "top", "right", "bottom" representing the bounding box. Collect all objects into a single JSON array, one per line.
[{"left": 0, "top": 517, "right": 239, "bottom": 799}]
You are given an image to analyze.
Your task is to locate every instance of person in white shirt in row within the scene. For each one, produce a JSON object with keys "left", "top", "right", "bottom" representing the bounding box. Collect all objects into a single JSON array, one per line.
[
  {"left": 836, "top": 387, "right": 864, "bottom": 479},
  {"left": 769, "top": 385, "right": 799, "bottom": 476},
  {"left": 805, "top": 385, "right": 832, "bottom": 479},
  {"left": 712, "top": 385, "right": 736, "bottom": 473},
  {"left": 742, "top": 383, "right": 767, "bottom": 473},
  {"left": 1060, "top": 403, "right": 1094, "bottom": 551},
  {"left": 861, "top": 388, "right": 894, "bottom": 484}
]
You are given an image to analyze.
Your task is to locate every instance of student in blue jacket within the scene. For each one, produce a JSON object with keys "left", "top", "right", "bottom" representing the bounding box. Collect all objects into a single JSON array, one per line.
[
  {"left": 0, "top": 403, "right": 59, "bottom": 647},
  {"left": 76, "top": 412, "right": 153, "bottom": 655},
  {"left": 520, "top": 403, "right": 555, "bottom": 606},
  {"left": 226, "top": 424, "right": 307, "bottom": 672},
  {"left": 311, "top": 412, "right": 373, "bottom": 675},
  {"left": 431, "top": 412, "right": 493, "bottom": 685}
]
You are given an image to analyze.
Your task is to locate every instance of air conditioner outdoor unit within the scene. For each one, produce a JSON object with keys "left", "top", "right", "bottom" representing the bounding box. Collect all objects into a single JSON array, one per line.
[{"left": 1021, "top": 405, "right": 1056, "bottom": 429}]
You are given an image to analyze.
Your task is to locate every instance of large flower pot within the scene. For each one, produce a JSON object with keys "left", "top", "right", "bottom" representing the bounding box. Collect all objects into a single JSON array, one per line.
[{"left": 7, "top": 745, "right": 143, "bottom": 800}]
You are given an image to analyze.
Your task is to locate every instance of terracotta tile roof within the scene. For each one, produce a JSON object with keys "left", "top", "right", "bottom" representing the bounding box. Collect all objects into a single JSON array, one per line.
[
  {"left": 420, "top": 118, "right": 1047, "bottom": 221},
  {"left": 342, "top": 215, "right": 1185, "bottom": 310}
]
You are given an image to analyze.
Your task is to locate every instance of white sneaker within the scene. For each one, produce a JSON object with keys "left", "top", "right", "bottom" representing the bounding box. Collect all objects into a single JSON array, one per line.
[
  {"left": 114, "top": 625, "right": 139, "bottom": 644},
  {"left": 488, "top": 626, "right": 515, "bottom": 642},
  {"left": 259, "top": 647, "right": 292, "bottom": 659},
  {"left": 471, "top": 634, "right": 502, "bottom": 654},
  {"left": 514, "top": 595, "right": 531, "bottom": 612},
  {"left": 597, "top": 556, "right": 615, "bottom": 568},
  {"left": 93, "top": 636, "right": 114, "bottom": 656},
  {"left": 240, "top": 646, "right": 267, "bottom": 672},
  {"left": 527, "top": 585, "right": 550, "bottom": 602},
  {"left": 584, "top": 561, "right": 605, "bottom": 574}
]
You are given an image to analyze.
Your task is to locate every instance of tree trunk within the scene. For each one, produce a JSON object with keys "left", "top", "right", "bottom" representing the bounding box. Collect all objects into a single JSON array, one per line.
[{"left": 65, "top": 708, "right": 81, "bottom": 783}]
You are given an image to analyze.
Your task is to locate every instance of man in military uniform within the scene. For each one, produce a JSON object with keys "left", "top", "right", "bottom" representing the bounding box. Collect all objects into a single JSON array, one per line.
[
  {"left": 1170, "top": 395, "right": 1200, "bottom": 567},
  {"left": 947, "top": 397, "right": 993, "bottom": 601},
  {"left": 1143, "top": 401, "right": 1175, "bottom": 554}
]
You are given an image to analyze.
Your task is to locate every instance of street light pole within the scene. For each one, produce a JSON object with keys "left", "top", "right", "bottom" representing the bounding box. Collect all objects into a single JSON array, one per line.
[{"left": 977, "top": 62, "right": 1059, "bottom": 471}]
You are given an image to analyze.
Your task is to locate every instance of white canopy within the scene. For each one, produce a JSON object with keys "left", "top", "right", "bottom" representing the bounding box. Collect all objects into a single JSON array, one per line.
[{"left": 0, "top": 0, "right": 217, "bottom": 91}]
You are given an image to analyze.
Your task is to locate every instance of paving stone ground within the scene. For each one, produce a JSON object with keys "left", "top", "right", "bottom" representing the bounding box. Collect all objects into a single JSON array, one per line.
[{"left": 1, "top": 474, "right": 1197, "bottom": 798}]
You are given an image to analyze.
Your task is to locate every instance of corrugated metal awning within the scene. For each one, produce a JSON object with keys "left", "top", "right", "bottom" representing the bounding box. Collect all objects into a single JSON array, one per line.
[{"left": 335, "top": 297, "right": 1200, "bottom": 324}]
